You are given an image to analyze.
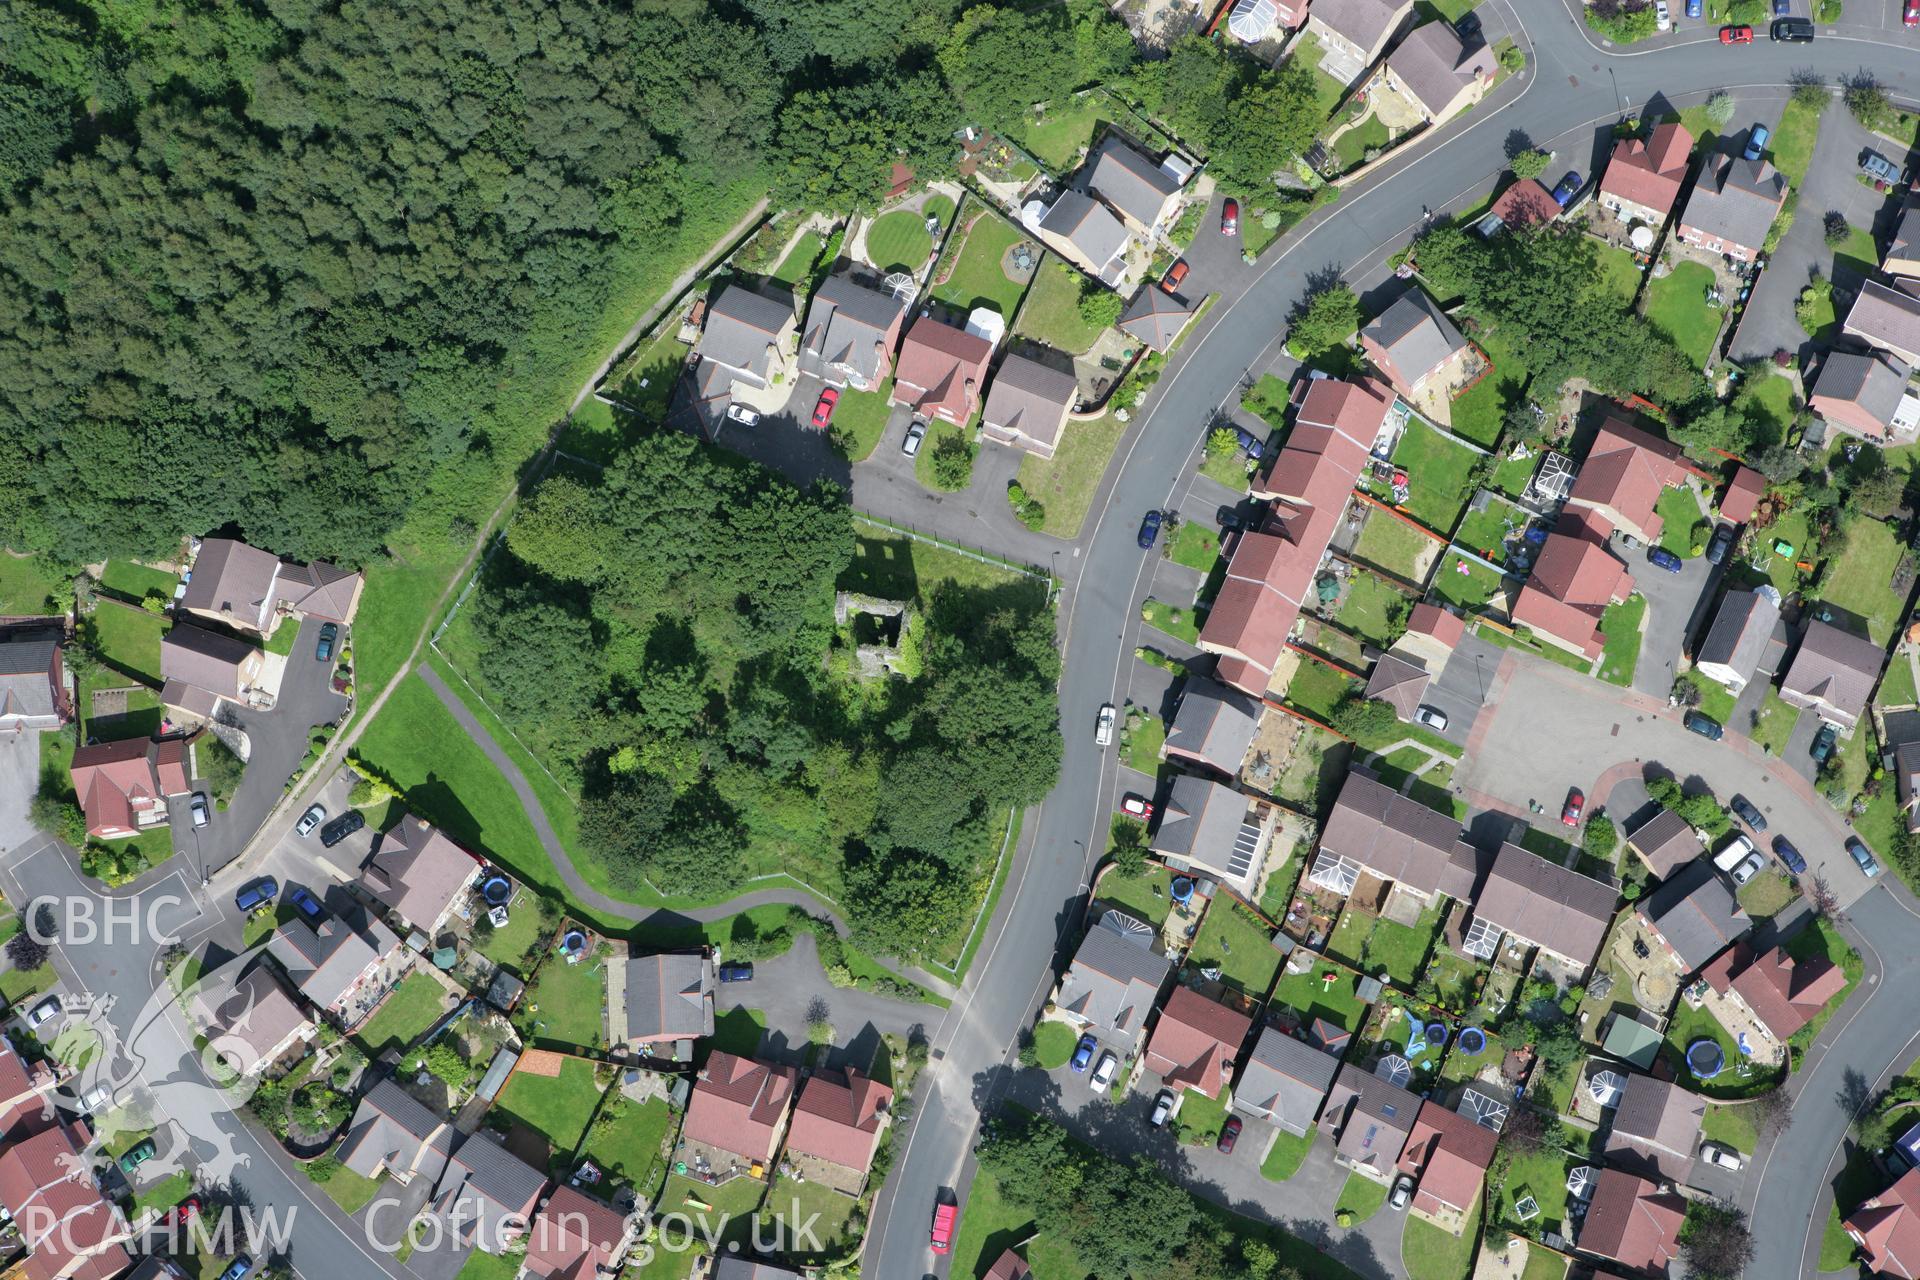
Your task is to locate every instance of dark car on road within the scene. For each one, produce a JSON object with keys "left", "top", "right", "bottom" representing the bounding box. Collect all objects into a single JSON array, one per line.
[
  {"left": 1848, "top": 836, "right": 1882, "bottom": 877},
  {"left": 1771, "top": 835, "right": 1808, "bottom": 874},
  {"left": 1730, "top": 794, "right": 1767, "bottom": 831},
  {"left": 233, "top": 878, "right": 278, "bottom": 912},
  {"left": 315, "top": 622, "right": 337, "bottom": 662},
  {"left": 1217, "top": 1115, "right": 1243, "bottom": 1154},
  {"left": 1706, "top": 523, "right": 1735, "bottom": 565},
  {"left": 1811, "top": 723, "right": 1837, "bottom": 763},
  {"left": 1684, "top": 711, "right": 1724, "bottom": 739},
  {"left": 1647, "top": 546, "right": 1684, "bottom": 573},
  {"left": 1770, "top": 16, "right": 1813, "bottom": 38},
  {"left": 319, "top": 810, "right": 365, "bottom": 848},
  {"left": 717, "top": 962, "right": 753, "bottom": 983},
  {"left": 1137, "top": 509, "right": 1163, "bottom": 550}
]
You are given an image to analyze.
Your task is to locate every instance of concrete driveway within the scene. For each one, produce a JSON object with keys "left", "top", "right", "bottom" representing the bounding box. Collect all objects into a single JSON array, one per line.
[
  {"left": 1421, "top": 632, "right": 1505, "bottom": 748},
  {"left": 715, "top": 932, "right": 931, "bottom": 1071},
  {"left": 0, "top": 732, "right": 42, "bottom": 852},
  {"left": 1614, "top": 529, "right": 1724, "bottom": 701}
]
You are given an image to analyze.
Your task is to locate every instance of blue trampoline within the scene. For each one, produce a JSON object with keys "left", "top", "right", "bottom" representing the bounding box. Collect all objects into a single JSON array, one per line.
[
  {"left": 1426, "top": 1022, "right": 1447, "bottom": 1047},
  {"left": 1171, "top": 876, "right": 1194, "bottom": 903},
  {"left": 1686, "top": 1038, "right": 1726, "bottom": 1079},
  {"left": 1458, "top": 1026, "right": 1487, "bottom": 1056}
]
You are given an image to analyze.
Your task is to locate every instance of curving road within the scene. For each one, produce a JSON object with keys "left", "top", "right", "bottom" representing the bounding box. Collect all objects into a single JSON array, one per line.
[{"left": 864, "top": 6, "right": 1920, "bottom": 1278}]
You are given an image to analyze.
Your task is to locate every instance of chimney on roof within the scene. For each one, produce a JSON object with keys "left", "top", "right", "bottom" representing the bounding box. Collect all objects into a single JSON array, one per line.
[
  {"left": 964, "top": 377, "right": 977, "bottom": 398},
  {"left": 764, "top": 342, "right": 778, "bottom": 365},
  {"left": 873, "top": 339, "right": 887, "bottom": 366}
]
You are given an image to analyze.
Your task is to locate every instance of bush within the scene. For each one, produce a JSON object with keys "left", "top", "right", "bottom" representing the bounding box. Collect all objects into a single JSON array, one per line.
[
  {"left": 1585, "top": 0, "right": 1659, "bottom": 42},
  {"left": 6, "top": 931, "right": 48, "bottom": 974},
  {"left": 139, "top": 589, "right": 168, "bottom": 613},
  {"left": 927, "top": 433, "right": 975, "bottom": 490},
  {"left": 305, "top": 1157, "right": 339, "bottom": 1183},
  {"left": 1844, "top": 75, "right": 1892, "bottom": 131},
  {"left": 1824, "top": 211, "right": 1850, "bottom": 247},
  {"left": 1704, "top": 90, "right": 1736, "bottom": 126},
  {"left": 29, "top": 794, "right": 86, "bottom": 849},
  {"left": 1499, "top": 43, "right": 1526, "bottom": 72},
  {"left": 1795, "top": 276, "right": 1833, "bottom": 334},
  {"left": 1076, "top": 283, "right": 1123, "bottom": 330},
  {"left": 1509, "top": 149, "right": 1551, "bottom": 180},
  {"left": 1330, "top": 692, "right": 1396, "bottom": 742},
  {"left": 1583, "top": 815, "right": 1619, "bottom": 861},
  {"left": 1004, "top": 480, "right": 1046, "bottom": 530},
  {"left": 1285, "top": 284, "right": 1361, "bottom": 359},
  {"left": 199, "top": 735, "right": 245, "bottom": 810}
]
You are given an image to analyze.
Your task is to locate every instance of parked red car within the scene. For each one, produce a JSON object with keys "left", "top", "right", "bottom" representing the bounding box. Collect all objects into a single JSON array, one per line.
[
  {"left": 162, "top": 1198, "right": 201, "bottom": 1225},
  {"left": 1906, "top": 0, "right": 1918, "bottom": 25},
  {"left": 1719, "top": 23, "right": 1753, "bottom": 40},
  {"left": 1220, "top": 197, "right": 1240, "bottom": 237},
  {"left": 1161, "top": 259, "right": 1190, "bottom": 294},
  {"left": 930, "top": 1200, "right": 958, "bottom": 1254},
  {"left": 1561, "top": 788, "right": 1585, "bottom": 827},
  {"left": 1217, "top": 1115, "right": 1243, "bottom": 1153},
  {"left": 809, "top": 387, "right": 839, "bottom": 431},
  {"left": 1122, "top": 794, "right": 1156, "bottom": 820}
]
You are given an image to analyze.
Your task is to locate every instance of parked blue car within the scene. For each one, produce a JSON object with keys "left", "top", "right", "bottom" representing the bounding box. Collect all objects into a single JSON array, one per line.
[
  {"left": 1771, "top": 835, "right": 1808, "bottom": 875},
  {"left": 1550, "top": 171, "right": 1584, "bottom": 207},
  {"left": 1684, "top": 711, "right": 1724, "bottom": 740},
  {"left": 233, "top": 879, "right": 278, "bottom": 912},
  {"left": 1686, "top": 0, "right": 1702, "bottom": 16},
  {"left": 1647, "top": 546, "right": 1684, "bottom": 573},
  {"left": 1234, "top": 426, "right": 1267, "bottom": 459},
  {"left": 1137, "top": 509, "right": 1163, "bottom": 550},
  {"left": 217, "top": 1257, "right": 251, "bottom": 1280},
  {"left": 287, "top": 886, "right": 324, "bottom": 921},
  {"left": 1070, "top": 1033, "right": 1098, "bottom": 1072},
  {"left": 1744, "top": 123, "right": 1771, "bottom": 162}
]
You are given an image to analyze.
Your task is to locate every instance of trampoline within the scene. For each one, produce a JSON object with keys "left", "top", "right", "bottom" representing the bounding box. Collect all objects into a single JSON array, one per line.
[
  {"left": 1171, "top": 876, "right": 1194, "bottom": 904},
  {"left": 1686, "top": 1038, "right": 1726, "bottom": 1079},
  {"left": 480, "top": 875, "right": 512, "bottom": 906},
  {"left": 1458, "top": 1026, "right": 1486, "bottom": 1056},
  {"left": 559, "top": 929, "right": 587, "bottom": 958},
  {"left": 1425, "top": 1022, "right": 1447, "bottom": 1047}
]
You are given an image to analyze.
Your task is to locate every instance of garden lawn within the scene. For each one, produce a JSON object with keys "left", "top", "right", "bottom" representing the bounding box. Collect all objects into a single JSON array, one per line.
[
  {"left": 1438, "top": 1024, "right": 1505, "bottom": 1089},
  {"left": 1702, "top": 1102, "right": 1758, "bottom": 1153},
  {"left": 1433, "top": 552, "right": 1507, "bottom": 610},
  {"left": 1359, "top": 904, "right": 1443, "bottom": 985},
  {"left": 1389, "top": 421, "right": 1480, "bottom": 531},
  {"left": 768, "top": 230, "right": 824, "bottom": 287},
  {"left": 1453, "top": 501, "right": 1523, "bottom": 563},
  {"left": 0, "top": 555, "right": 66, "bottom": 616},
  {"left": 1644, "top": 262, "right": 1722, "bottom": 366},
  {"left": 1242, "top": 374, "right": 1293, "bottom": 434},
  {"left": 88, "top": 605, "right": 165, "bottom": 684},
  {"left": 1736, "top": 371, "right": 1797, "bottom": 439},
  {"left": 1751, "top": 689, "right": 1800, "bottom": 754},
  {"left": 1521, "top": 1246, "right": 1569, "bottom": 1280},
  {"left": 1496, "top": 1148, "right": 1572, "bottom": 1235},
  {"left": 1169, "top": 520, "right": 1224, "bottom": 573},
  {"left": 1200, "top": 447, "right": 1254, "bottom": 492},
  {"left": 1121, "top": 706, "right": 1167, "bottom": 775},
  {"left": 1593, "top": 242, "right": 1644, "bottom": 304},
  {"left": 1332, "top": 115, "right": 1391, "bottom": 172},
  {"left": 1093, "top": 864, "right": 1174, "bottom": 931},
  {"left": 1283, "top": 658, "right": 1358, "bottom": 723},
  {"left": 1293, "top": 37, "right": 1350, "bottom": 120},
  {"left": 523, "top": 949, "right": 609, "bottom": 1048},
  {"left": 930, "top": 209, "right": 1028, "bottom": 318},
  {"left": 763, "top": 1175, "right": 860, "bottom": 1257},
  {"left": 709, "top": 1007, "right": 767, "bottom": 1059},
  {"left": 1141, "top": 598, "right": 1203, "bottom": 645},
  {"left": 582, "top": 1096, "right": 674, "bottom": 1200},
  {"left": 1260, "top": 1128, "right": 1316, "bottom": 1180},
  {"left": 1032, "top": 1020, "right": 1078, "bottom": 1069},
  {"left": 828, "top": 381, "right": 893, "bottom": 462},
  {"left": 1835, "top": 221, "right": 1881, "bottom": 283},
  {"left": 475, "top": 905, "right": 545, "bottom": 974},
  {"left": 913, "top": 419, "right": 977, "bottom": 492},
  {"left": 312, "top": 1161, "right": 383, "bottom": 1213},
  {"left": 1016, "top": 412, "right": 1125, "bottom": 538},
  {"left": 0, "top": 957, "right": 53, "bottom": 1006},
  {"left": 1597, "top": 595, "right": 1646, "bottom": 686},
  {"left": 354, "top": 972, "right": 447, "bottom": 1058},
  {"left": 84, "top": 686, "right": 162, "bottom": 743},
  {"left": 1766, "top": 97, "right": 1822, "bottom": 184},
  {"left": 1817, "top": 515, "right": 1905, "bottom": 642},
  {"left": 1882, "top": 653, "right": 1919, "bottom": 707},
  {"left": 1661, "top": 998, "right": 1780, "bottom": 1098},
  {"left": 131, "top": 1170, "right": 193, "bottom": 1220},
  {"left": 455, "top": 1250, "right": 521, "bottom": 1280},
  {"left": 1335, "top": 1170, "right": 1389, "bottom": 1223},
  {"left": 1015, "top": 259, "right": 1109, "bottom": 354},
  {"left": 1819, "top": 1145, "right": 1880, "bottom": 1270},
  {"left": 1175, "top": 1087, "right": 1230, "bottom": 1145},
  {"left": 1336, "top": 570, "right": 1408, "bottom": 646},
  {"left": 1656, "top": 485, "right": 1706, "bottom": 557},
  {"left": 1447, "top": 322, "right": 1528, "bottom": 448},
  {"left": 1736, "top": 869, "right": 1798, "bottom": 918},
  {"left": 1492, "top": 450, "right": 1536, "bottom": 499},
  {"left": 99, "top": 561, "right": 176, "bottom": 603},
  {"left": 1404, "top": 1199, "right": 1480, "bottom": 1280},
  {"left": 634, "top": 1174, "right": 768, "bottom": 1277},
  {"left": 865, "top": 209, "right": 932, "bottom": 274},
  {"left": 1189, "top": 897, "right": 1283, "bottom": 998},
  {"left": 1271, "top": 962, "right": 1370, "bottom": 1034},
  {"left": 1354, "top": 513, "right": 1438, "bottom": 580},
  {"left": 497, "top": 1055, "right": 605, "bottom": 1153},
  {"left": 1012, "top": 93, "right": 1106, "bottom": 171},
  {"left": 1276, "top": 728, "right": 1352, "bottom": 813}
]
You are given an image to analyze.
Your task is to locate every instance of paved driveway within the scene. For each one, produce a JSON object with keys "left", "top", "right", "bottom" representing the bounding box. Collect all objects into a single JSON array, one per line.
[
  {"left": 1422, "top": 632, "right": 1504, "bottom": 748},
  {"left": 1614, "top": 530, "right": 1723, "bottom": 701},
  {"left": 715, "top": 932, "right": 931, "bottom": 1070},
  {"left": 0, "top": 732, "right": 41, "bottom": 852}
]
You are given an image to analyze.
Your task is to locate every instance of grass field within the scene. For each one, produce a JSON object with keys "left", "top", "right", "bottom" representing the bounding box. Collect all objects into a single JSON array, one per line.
[
  {"left": 1336, "top": 1170, "right": 1390, "bottom": 1224},
  {"left": 1751, "top": 688, "right": 1800, "bottom": 754},
  {"left": 1011, "top": 93, "right": 1106, "bottom": 171},
  {"left": 1141, "top": 598, "right": 1204, "bottom": 645},
  {"left": 581, "top": 1096, "right": 674, "bottom": 1200},
  {"left": 827, "top": 381, "right": 894, "bottom": 462},
  {"left": 1404, "top": 1199, "right": 1481, "bottom": 1280},
  {"left": 1593, "top": 241, "right": 1645, "bottom": 305},
  {"left": 523, "top": 949, "right": 609, "bottom": 1047},
  {"left": 497, "top": 1054, "right": 605, "bottom": 1153},
  {"left": 1015, "top": 259, "right": 1109, "bottom": 355},
  {"left": 1597, "top": 594, "right": 1646, "bottom": 686},
  {"left": 1644, "top": 262, "right": 1722, "bottom": 366},
  {"left": 1242, "top": 374, "right": 1293, "bottom": 434},
  {"left": 1015, "top": 412, "right": 1124, "bottom": 538},
  {"left": 930, "top": 208, "right": 1028, "bottom": 318},
  {"left": 914, "top": 419, "right": 977, "bottom": 492},
  {"left": 1448, "top": 322, "right": 1528, "bottom": 448},
  {"left": 1336, "top": 570, "right": 1409, "bottom": 646},
  {"left": 1092, "top": 863, "right": 1174, "bottom": 932},
  {"left": 768, "top": 230, "right": 824, "bottom": 287},
  {"left": 1883, "top": 654, "right": 1919, "bottom": 708},
  {"left": 88, "top": 604, "right": 165, "bottom": 684},
  {"left": 0, "top": 555, "right": 67, "bottom": 616},
  {"left": 312, "top": 1158, "right": 384, "bottom": 1213},
  {"left": 1817, "top": 515, "right": 1905, "bottom": 642},
  {"left": 1189, "top": 898, "right": 1282, "bottom": 998},
  {"left": 1495, "top": 1148, "right": 1572, "bottom": 1236},
  {"left": 865, "top": 209, "right": 933, "bottom": 274},
  {"left": 634, "top": 1173, "right": 768, "bottom": 1278},
  {"left": 1332, "top": 114, "right": 1391, "bottom": 172},
  {"left": 1387, "top": 420, "right": 1483, "bottom": 532},
  {"left": 99, "top": 560, "right": 177, "bottom": 603},
  {"left": 354, "top": 972, "right": 448, "bottom": 1058}
]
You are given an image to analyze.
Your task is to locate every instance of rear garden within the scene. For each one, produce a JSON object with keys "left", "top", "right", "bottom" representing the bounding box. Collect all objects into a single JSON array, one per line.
[
  {"left": 519, "top": 945, "right": 610, "bottom": 1048},
  {"left": 929, "top": 204, "right": 1030, "bottom": 319},
  {"left": 1270, "top": 960, "right": 1371, "bottom": 1036},
  {"left": 1353, "top": 511, "right": 1440, "bottom": 581},
  {"left": 1014, "top": 257, "right": 1112, "bottom": 355},
  {"left": 353, "top": 971, "right": 446, "bottom": 1058},
  {"left": 1643, "top": 262, "right": 1723, "bottom": 367},
  {"left": 1380, "top": 421, "right": 1483, "bottom": 532},
  {"left": 496, "top": 1055, "right": 606, "bottom": 1156},
  {"left": 1187, "top": 896, "right": 1282, "bottom": 998}
]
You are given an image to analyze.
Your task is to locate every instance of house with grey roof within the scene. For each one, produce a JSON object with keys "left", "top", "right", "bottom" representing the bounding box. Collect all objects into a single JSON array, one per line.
[
  {"left": 712, "top": 1260, "right": 804, "bottom": 1280},
  {"left": 1309, "top": 769, "right": 1480, "bottom": 904},
  {"left": 1150, "top": 773, "right": 1275, "bottom": 898},
  {"left": 1037, "top": 191, "right": 1130, "bottom": 281},
  {"left": 1811, "top": 348, "right": 1919, "bottom": 444},
  {"left": 1603, "top": 1073, "right": 1706, "bottom": 1183},
  {"left": 673, "top": 285, "right": 797, "bottom": 435},
  {"left": 0, "top": 626, "right": 71, "bottom": 732},
  {"left": 1164, "top": 678, "right": 1262, "bottom": 778},
  {"left": 1118, "top": 285, "right": 1197, "bottom": 351},
  {"left": 798, "top": 275, "right": 906, "bottom": 393},
  {"left": 1639, "top": 859, "right": 1749, "bottom": 976},
  {"left": 1694, "top": 588, "right": 1782, "bottom": 694},
  {"left": 1307, "top": 0, "right": 1415, "bottom": 82},
  {"left": 1360, "top": 289, "right": 1471, "bottom": 400},
  {"left": 1381, "top": 22, "right": 1496, "bottom": 125},
  {"left": 433, "top": 1132, "right": 547, "bottom": 1253},
  {"left": 1233, "top": 1027, "right": 1341, "bottom": 1136},
  {"left": 1364, "top": 651, "right": 1431, "bottom": 722},
  {"left": 183, "top": 537, "right": 364, "bottom": 638},
  {"left": 364, "top": 815, "right": 479, "bottom": 935},
  {"left": 267, "top": 909, "right": 399, "bottom": 1023},
  {"left": 1845, "top": 277, "right": 1920, "bottom": 367},
  {"left": 617, "top": 951, "right": 716, "bottom": 1054},
  {"left": 1780, "top": 618, "right": 1886, "bottom": 731},
  {"left": 1887, "top": 199, "right": 1920, "bottom": 278},
  {"left": 1676, "top": 154, "right": 1787, "bottom": 263},
  {"left": 1462, "top": 843, "right": 1617, "bottom": 976},
  {"left": 338, "top": 1079, "right": 454, "bottom": 1186},
  {"left": 188, "top": 962, "right": 316, "bottom": 1079},
  {"left": 981, "top": 352, "right": 1078, "bottom": 460},
  {"left": 1085, "top": 135, "right": 1185, "bottom": 237},
  {"left": 1056, "top": 910, "right": 1172, "bottom": 1051},
  {"left": 1625, "top": 808, "right": 1703, "bottom": 881},
  {"left": 159, "top": 623, "right": 264, "bottom": 724},
  {"left": 1322, "top": 1062, "right": 1421, "bottom": 1180}
]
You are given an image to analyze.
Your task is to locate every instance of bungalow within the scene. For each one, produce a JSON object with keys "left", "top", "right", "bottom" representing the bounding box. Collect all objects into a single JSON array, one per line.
[
  {"left": 1780, "top": 618, "right": 1886, "bottom": 731},
  {"left": 681, "top": 1052, "right": 796, "bottom": 1174},
  {"left": 1359, "top": 290, "right": 1471, "bottom": 401},
  {"left": 1576, "top": 1168, "right": 1685, "bottom": 1275},
  {"left": 1321, "top": 1062, "right": 1421, "bottom": 1181},
  {"left": 1888, "top": 200, "right": 1920, "bottom": 279},
  {"left": 890, "top": 315, "right": 993, "bottom": 426},
  {"left": 1163, "top": 677, "right": 1262, "bottom": 778},
  {"left": 616, "top": 951, "right": 716, "bottom": 1055},
  {"left": 798, "top": 275, "right": 906, "bottom": 393},
  {"left": 1693, "top": 588, "right": 1782, "bottom": 694},
  {"left": 1198, "top": 376, "right": 1382, "bottom": 695},
  {"left": 1603, "top": 1073, "right": 1705, "bottom": 1183},
  {"left": 339, "top": 1079, "right": 455, "bottom": 1186},
  {"left": 1364, "top": 651, "right": 1431, "bottom": 723},
  {"left": 69, "top": 736, "right": 189, "bottom": 839},
  {"left": 1399, "top": 603, "right": 1465, "bottom": 667},
  {"left": 159, "top": 622, "right": 265, "bottom": 723},
  {"left": 1810, "top": 348, "right": 1919, "bottom": 444},
  {"left": 1846, "top": 1166, "right": 1920, "bottom": 1279},
  {"left": 1482, "top": 179, "right": 1562, "bottom": 234},
  {"left": 1846, "top": 278, "right": 1920, "bottom": 366},
  {"left": 1149, "top": 773, "right": 1275, "bottom": 899},
  {"left": 364, "top": 815, "right": 480, "bottom": 935},
  {"left": 182, "top": 536, "right": 363, "bottom": 638},
  {"left": 1675, "top": 154, "right": 1788, "bottom": 263},
  {"left": 783, "top": 1066, "right": 893, "bottom": 1195},
  {"left": 0, "top": 1120, "right": 135, "bottom": 1280},
  {"left": 1085, "top": 135, "right": 1185, "bottom": 238},
  {"left": 1396, "top": 1100, "right": 1499, "bottom": 1234},
  {"left": 433, "top": 1133, "right": 548, "bottom": 1252},
  {"left": 1566, "top": 415, "right": 1688, "bottom": 545},
  {"left": 1143, "top": 986, "right": 1253, "bottom": 1101},
  {"left": 674, "top": 285, "right": 797, "bottom": 435},
  {"left": 1307, "top": 768, "right": 1479, "bottom": 904},
  {"left": 1699, "top": 940, "right": 1847, "bottom": 1044},
  {"left": 1232, "top": 1027, "right": 1340, "bottom": 1137},
  {"left": 1117, "top": 285, "right": 1197, "bottom": 352},
  {"left": 1624, "top": 807, "right": 1703, "bottom": 881},
  {"left": 523, "top": 1186, "right": 634, "bottom": 1280},
  {"left": 983, "top": 1253, "right": 1034, "bottom": 1280},
  {"left": 981, "top": 352, "right": 1078, "bottom": 460},
  {"left": 1598, "top": 122, "right": 1695, "bottom": 226},
  {"left": 1719, "top": 464, "right": 1765, "bottom": 524},
  {"left": 266, "top": 908, "right": 400, "bottom": 1024},
  {"left": 1307, "top": 0, "right": 1416, "bottom": 82},
  {"left": 1637, "top": 859, "right": 1749, "bottom": 977},
  {"left": 1036, "top": 190, "right": 1130, "bottom": 281},
  {"left": 0, "top": 626, "right": 71, "bottom": 732},
  {"left": 1054, "top": 910, "right": 1173, "bottom": 1052},
  {"left": 1460, "top": 843, "right": 1617, "bottom": 976},
  {"left": 188, "top": 963, "right": 317, "bottom": 1079},
  {"left": 1381, "top": 23, "right": 1496, "bottom": 127},
  {"left": 1510, "top": 514, "right": 1634, "bottom": 661}
]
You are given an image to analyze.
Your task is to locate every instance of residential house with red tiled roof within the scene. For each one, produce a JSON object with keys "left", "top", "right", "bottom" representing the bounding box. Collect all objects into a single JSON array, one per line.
[
  {"left": 1486, "top": 179, "right": 1563, "bottom": 232},
  {"left": 1780, "top": 618, "right": 1886, "bottom": 731},
  {"left": 1847, "top": 1166, "right": 1920, "bottom": 1279},
  {"left": 0, "top": 1120, "right": 135, "bottom": 1280},
  {"left": 783, "top": 1066, "right": 893, "bottom": 1194},
  {"left": 1888, "top": 199, "right": 1920, "bottom": 280},
  {"left": 982, "top": 1252, "right": 1033, "bottom": 1280},
  {"left": 523, "top": 1185, "right": 634, "bottom": 1280},
  {"left": 69, "top": 736, "right": 189, "bottom": 839},
  {"left": 1599, "top": 123, "right": 1694, "bottom": 226},
  {"left": 1197, "top": 376, "right": 1382, "bottom": 695},
  {"left": 890, "top": 316, "right": 993, "bottom": 425},
  {"left": 681, "top": 1052, "right": 797, "bottom": 1171},
  {"left": 1676, "top": 154, "right": 1788, "bottom": 263},
  {"left": 1718, "top": 465, "right": 1766, "bottom": 524},
  {"left": 0, "top": 1037, "right": 56, "bottom": 1141},
  {"left": 1397, "top": 1100, "right": 1498, "bottom": 1234},
  {"left": 1566, "top": 415, "right": 1688, "bottom": 544},
  {"left": 1143, "top": 986, "right": 1253, "bottom": 1100},
  {"left": 1699, "top": 939, "right": 1848, "bottom": 1045},
  {"left": 1511, "top": 514, "right": 1634, "bottom": 661},
  {"left": 1810, "top": 348, "right": 1918, "bottom": 444},
  {"left": 1576, "top": 1168, "right": 1685, "bottom": 1275}
]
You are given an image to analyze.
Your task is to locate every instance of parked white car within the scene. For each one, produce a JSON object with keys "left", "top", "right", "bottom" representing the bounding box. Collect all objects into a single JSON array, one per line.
[
  {"left": 1415, "top": 705, "right": 1448, "bottom": 731},
  {"left": 1700, "top": 1141, "right": 1744, "bottom": 1170},
  {"left": 1655, "top": 0, "right": 1672, "bottom": 27},
  {"left": 1090, "top": 1051, "right": 1118, "bottom": 1092},
  {"left": 1095, "top": 703, "right": 1116, "bottom": 747},
  {"left": 1713, "top": 834, "right": 1755, "bottom": 872},
  {"left": 1728, "top": 851, "right": 1766, "bottom": 885}
]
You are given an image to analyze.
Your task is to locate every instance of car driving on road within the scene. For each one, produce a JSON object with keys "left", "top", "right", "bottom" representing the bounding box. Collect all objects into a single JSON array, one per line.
[
  {"left": 1770, "top": 15, "right": 1813, "bottom": 38},
  {"left": 929, "top": 1201, "right": 957, "bottom": 1254},
  {"left": 1719, "top": 23, "right": 1752, "bottom": 40}
]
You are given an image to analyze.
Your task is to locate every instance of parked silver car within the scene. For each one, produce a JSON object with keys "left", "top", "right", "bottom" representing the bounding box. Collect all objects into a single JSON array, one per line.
[{"left": 295, "top": 803, "right": 327, "bottom": 837}]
